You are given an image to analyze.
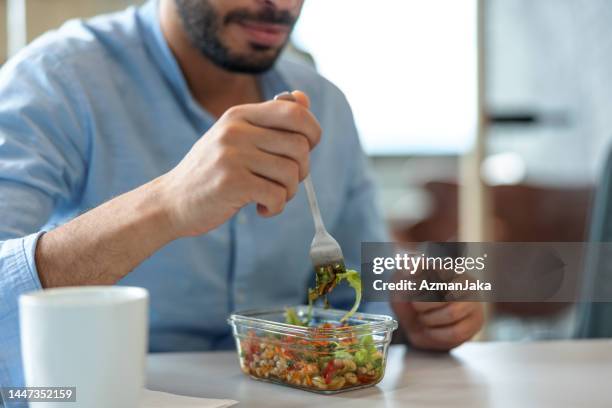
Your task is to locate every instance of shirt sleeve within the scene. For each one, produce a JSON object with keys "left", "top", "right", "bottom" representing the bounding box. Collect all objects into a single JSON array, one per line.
[{"left": 0, "top": 50, "right": 87, "bottom": 389}]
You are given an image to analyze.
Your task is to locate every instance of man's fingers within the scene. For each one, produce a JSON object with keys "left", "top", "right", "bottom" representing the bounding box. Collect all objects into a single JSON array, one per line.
[
  {"left": 250, "top": 175, "right": 288, "bottom": 217},
  {"left": 392, "top": 300, "right": 484, "bottom": 351},
  {"left": 424, "top": 309, "right": 483, "bottom": 347},
  {"left": 247, "top": 151, "right": 300, "bottom": 201},
  {"left": 251, "top": 127, "right": 310, "bottom": 180},
  {"left": 390, "top": 300, "right": 419, "bottom": 329},
  {"left": 411, "top": 302, "right": 449, "bottom": 313},
  {"left": 418, "top": 302, "right": 474, "bottom": 328},
  {"left": 225, "top": 102, "right": 322, "bottom": 149},
  {"left": 267, "top": 100, "right": 320, "bottom": 149},
  {"left": 292, "top": 90, "right": 310, "bottom": 109}
]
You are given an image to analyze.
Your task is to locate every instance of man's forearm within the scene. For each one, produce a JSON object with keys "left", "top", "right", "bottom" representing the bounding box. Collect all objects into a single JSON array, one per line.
[
  {"left": 36, "top": 176, "right": 178, "bottom": 288},
  {"left": 35, "top": 93, "right": 321, "bottom": 288}
]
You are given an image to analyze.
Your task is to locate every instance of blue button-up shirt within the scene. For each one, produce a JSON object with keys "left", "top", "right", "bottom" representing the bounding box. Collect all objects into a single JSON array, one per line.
[{"left": 0, "top": 0, "right": 387, "bottom": 387}]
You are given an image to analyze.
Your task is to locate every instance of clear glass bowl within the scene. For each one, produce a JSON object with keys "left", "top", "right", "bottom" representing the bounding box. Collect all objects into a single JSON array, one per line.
[{"left": 228, "top": 306, "right": 398, "bottom": 394}]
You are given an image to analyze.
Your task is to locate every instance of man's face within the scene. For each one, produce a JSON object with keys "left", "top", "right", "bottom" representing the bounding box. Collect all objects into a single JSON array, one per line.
[{"left": 174, "top": 0, "right": 304, "bottom": 74}]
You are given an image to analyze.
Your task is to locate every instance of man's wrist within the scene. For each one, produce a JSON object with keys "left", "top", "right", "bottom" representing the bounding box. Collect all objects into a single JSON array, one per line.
[
  {"left": 34, "top": 177, "right": 182, "bottom": 288},
  {"left": 140, "top": 175, "right": 183, "bottom": 243}
]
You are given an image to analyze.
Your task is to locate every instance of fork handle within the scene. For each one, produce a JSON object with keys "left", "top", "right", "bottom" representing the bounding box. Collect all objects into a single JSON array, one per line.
[
  {"left": 303, "top": 175, "right": 326, "bottom": 233},
  {"left": 274, "top": 92, "right": 328, "bottom": 235}
]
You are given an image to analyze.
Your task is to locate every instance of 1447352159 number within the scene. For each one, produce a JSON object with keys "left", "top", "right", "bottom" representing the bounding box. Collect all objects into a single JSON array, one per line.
[{"left": 0, "top": 387, "right": 76, "bottom": 402}]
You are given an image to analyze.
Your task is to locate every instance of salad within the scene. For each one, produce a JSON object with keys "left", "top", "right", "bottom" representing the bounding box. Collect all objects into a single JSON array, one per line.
[
  {"left": 232, "top": 269, "right": 392, "bottom": 393},
  {"left": 240, "top": 268, "right": 372, "bottom": 392},
  {"left": 303, "top": 267, "right": 362, "bottom": 324},
  {"left": 237, "top": 322, "right": 385, "bottom": 392}
]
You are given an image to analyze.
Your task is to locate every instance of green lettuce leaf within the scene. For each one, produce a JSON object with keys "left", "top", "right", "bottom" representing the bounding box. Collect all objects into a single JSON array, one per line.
[
  {"left": 286, "top": 269, "right": 363, "bottom": 326},
  {"left": 285, "top": 307, "right": 307, "bottom": 326},
  {"left": 336, "top": 269, "right": 362, "bottom": 322}
]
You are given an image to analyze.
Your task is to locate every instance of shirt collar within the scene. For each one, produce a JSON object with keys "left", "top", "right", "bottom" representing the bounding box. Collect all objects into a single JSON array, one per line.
[
  {"left": 136, "top": 0, "right": 291, "bottom": 124},
  {"left": 137, "top": 0, "right": 193, "bottom": 107}
]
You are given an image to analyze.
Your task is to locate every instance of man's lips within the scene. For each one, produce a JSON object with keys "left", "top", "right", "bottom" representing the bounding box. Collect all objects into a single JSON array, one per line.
[{"left": 237, "top": 21, "right": 290, "bottom": 47}]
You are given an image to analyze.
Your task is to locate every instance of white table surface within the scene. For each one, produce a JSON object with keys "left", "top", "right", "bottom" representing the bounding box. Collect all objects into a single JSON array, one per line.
[{"left": 147, "top": 339, "right": 612, "bottom": 408}]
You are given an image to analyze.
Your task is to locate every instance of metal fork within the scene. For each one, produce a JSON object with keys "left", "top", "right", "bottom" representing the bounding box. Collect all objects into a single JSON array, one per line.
[{"left": 273, "top": 92, "right": 345, "bottom": 274}]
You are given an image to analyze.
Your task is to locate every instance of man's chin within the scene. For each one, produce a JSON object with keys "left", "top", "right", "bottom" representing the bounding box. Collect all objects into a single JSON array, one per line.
[
  {"left": 216, "top": 48, "right": 283, "bottom": 74},
  {"left": 217, "top": 57, "right": 279, "bottom": 74},
  {"left": 198, "top": 38, "right": 285, "bottom": 74},
  {"left": 249, "top": 42, "right": 276, "bottom": 52}
]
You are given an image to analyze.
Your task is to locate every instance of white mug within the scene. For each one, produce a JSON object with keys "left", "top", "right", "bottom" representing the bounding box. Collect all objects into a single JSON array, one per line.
[{"left": 19, "top": 286, "right": 149, "bottom": 408}]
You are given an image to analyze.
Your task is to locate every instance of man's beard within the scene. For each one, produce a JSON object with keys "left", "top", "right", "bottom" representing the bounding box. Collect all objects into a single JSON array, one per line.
[{"left": 174, "top": 0, "right": 297, "bottom": 74}]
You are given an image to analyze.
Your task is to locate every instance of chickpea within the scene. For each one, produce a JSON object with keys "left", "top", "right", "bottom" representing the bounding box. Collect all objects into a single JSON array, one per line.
[
  {"left": 344, "top": 372, "right": 358, "bottom": 384},
  {"left": 343, "top": 359, "right": 357, "bottom": 372},
  {"left": 276, "top": 359, "right": 287, "bottom": 372},
  {"left": 312, "top": 376, "right": 327, "bottom": 390},
  {"left": 329, "top": 376, "right": 346, "bottom": 390},
  {"left": 303, "top": 363, "right": 319, "bottom": 375}
]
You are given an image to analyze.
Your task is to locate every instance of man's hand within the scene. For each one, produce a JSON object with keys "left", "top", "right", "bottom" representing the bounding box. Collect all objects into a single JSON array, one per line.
[
  {"left": 36, "top": 90, "right": 319, "bottom": 287},
  {"left": 391, "top": 301, "right": 484, "bottom": 351},
  {"left": 159, "top": 90, "right": 321, "bottom": 237}
]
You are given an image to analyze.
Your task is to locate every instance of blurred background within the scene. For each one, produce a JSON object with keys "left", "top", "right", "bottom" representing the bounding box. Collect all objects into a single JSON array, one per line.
[{"left": 2, "top": 0, "right": 609, "bottom": 341}]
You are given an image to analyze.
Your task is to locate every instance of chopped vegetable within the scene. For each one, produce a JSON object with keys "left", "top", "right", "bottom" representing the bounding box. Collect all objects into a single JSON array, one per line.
[
  {"left": 335, "top": 270, "right": 362, "bottom": 322},
  {"left": 303, "top": 267, "right": 363, "bottom": 324},
  {"left": 285, "top": 307, "right": 307, "bottom": 327},
  {"left": 273, "top": 267, "right": 367, "bottom": 389},
  {"left": 237, "top": 322, "right": 385, "bottom": 392},
  {"left": 313, "top": 263, "right": 346, "bottom": 300}
]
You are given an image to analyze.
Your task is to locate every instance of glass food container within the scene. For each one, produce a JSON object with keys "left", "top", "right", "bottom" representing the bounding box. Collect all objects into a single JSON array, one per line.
[{"left": 228, "top": 306, "right": 398, "bottom": 394}]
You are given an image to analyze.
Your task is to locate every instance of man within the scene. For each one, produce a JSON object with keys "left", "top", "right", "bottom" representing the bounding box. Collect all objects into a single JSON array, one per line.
[{"left": 0, "top": 0, "right": 483, "bottom": 386}]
